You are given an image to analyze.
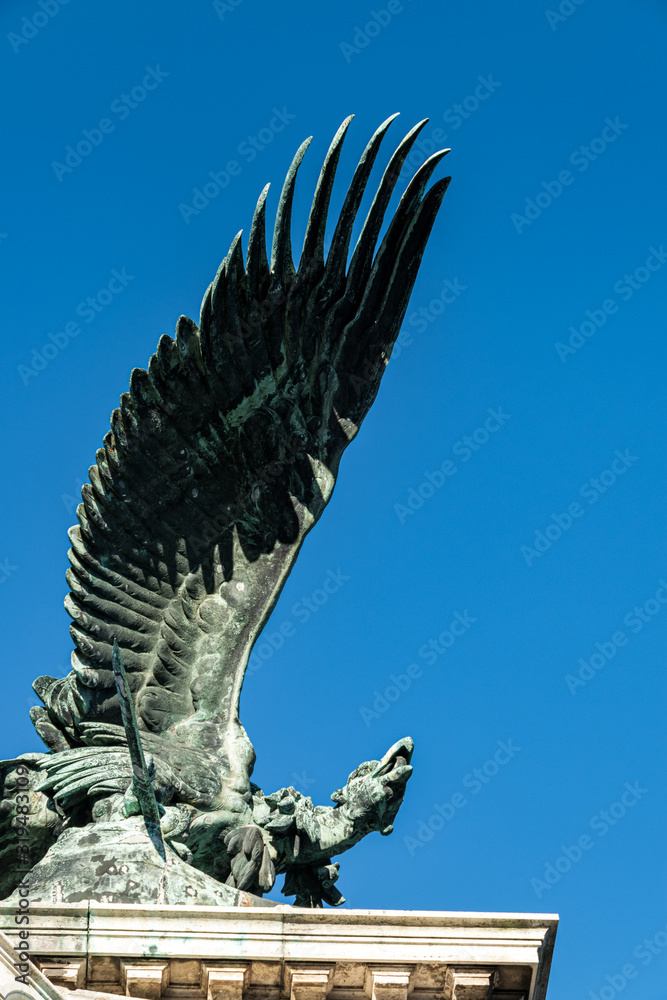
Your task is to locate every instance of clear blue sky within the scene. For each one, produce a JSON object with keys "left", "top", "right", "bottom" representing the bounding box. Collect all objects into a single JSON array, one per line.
[{"left": 1, "top": 1, "right": 666, "bottom": 997}]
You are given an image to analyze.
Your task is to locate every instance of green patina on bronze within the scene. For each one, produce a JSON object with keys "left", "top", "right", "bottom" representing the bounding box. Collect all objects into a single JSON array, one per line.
[{"left": 0, "top": 115, "right": 450, "bottom": 908}]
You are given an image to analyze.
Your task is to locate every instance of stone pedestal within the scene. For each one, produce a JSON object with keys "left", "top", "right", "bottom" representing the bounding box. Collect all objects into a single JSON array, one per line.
[{"left": 0, "top": 904, "right": 557, "bottom": 1000}]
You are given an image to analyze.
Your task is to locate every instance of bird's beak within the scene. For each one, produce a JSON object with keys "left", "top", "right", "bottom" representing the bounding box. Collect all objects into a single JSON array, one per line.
[{"left": 372, "top": 737, "right": 414, "bottom": 777}]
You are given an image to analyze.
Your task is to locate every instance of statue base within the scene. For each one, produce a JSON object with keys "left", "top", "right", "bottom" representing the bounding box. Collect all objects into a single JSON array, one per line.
[
  {"left": 4, "top": 820, "right": 275, "bottom": 908},
  {"left": 1, "top": 901, "right": 557, "bottom": 1000}
]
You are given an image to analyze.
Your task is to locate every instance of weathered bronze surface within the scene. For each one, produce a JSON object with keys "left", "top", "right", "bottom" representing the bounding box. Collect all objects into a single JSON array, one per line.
[{"left": 0, "top": 116, "right": 449, "bottom": 907}]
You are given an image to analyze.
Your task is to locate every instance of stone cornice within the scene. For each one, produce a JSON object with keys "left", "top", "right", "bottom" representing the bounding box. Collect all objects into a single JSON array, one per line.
[{"left": 0, "top": 905, "right": 558, "bottom": 1000}]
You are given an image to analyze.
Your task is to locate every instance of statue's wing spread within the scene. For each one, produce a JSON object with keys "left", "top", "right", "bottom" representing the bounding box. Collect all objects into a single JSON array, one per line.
[{"left": 33, "top": 116, "right": 449, "bottom": 761}]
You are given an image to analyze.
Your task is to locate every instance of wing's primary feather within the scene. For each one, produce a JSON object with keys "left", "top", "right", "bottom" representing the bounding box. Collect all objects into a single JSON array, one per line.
[{"left": 31, "top": 116, "right": 450, "bottom": 782}]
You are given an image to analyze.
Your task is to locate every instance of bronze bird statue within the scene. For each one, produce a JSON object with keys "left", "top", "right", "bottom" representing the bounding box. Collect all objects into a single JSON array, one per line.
[{"left": 0, "top": 114, "right": 450, "bottom": 907}]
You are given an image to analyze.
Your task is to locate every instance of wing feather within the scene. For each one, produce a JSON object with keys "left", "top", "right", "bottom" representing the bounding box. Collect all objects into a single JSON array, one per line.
[{"left": 32, "top": 117, "right": 450, "bottom": 782}]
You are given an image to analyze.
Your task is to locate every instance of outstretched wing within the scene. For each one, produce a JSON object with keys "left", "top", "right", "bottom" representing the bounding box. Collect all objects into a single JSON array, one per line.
[{"left": 32, "top": 115, "right": 450, "bottom": 779}]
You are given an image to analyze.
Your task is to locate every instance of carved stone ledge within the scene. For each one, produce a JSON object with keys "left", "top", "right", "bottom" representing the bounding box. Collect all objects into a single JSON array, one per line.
[
  {"left": 30, "top": 960, "right": 523, "bottom": 1000},
  {"left": 201, "top": 964, "right": 250, "bottom": 1000},
  {"left": 444, "top": 966, "right": 499, "bottom": 1000},
  {"left": 121, "top": 962, "right": 170, "bottom": 999},
  {"left": 285, "top": 965, "right": 334, "bottom": 1000},
  {"left": 364, "top": 966, "right": 413, "bottom": 1000},
  {"left": 38, "top": 961, "right": 86, "bottom": 991},
  {"left": 1, "top": 905, "right": 557, "bottom": 1000}
]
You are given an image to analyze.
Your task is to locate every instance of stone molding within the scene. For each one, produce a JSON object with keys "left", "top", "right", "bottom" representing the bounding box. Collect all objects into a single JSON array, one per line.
[
  {"left": 1, "top": 929, "right": 63, "bottom": 1000},
  {"left": 0, "top": 906, "right": 557, "bottom": 1000}
]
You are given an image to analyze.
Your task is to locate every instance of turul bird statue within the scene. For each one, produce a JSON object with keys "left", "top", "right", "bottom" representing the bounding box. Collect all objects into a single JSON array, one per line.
[{"left": 0, "top": 114, "right": 450, "bottom": 907}]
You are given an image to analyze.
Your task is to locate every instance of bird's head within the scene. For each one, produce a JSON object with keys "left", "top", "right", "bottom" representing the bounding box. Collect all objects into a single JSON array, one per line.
[{"left": 330, "top": 737, "right": 414, "bottom": 836}]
